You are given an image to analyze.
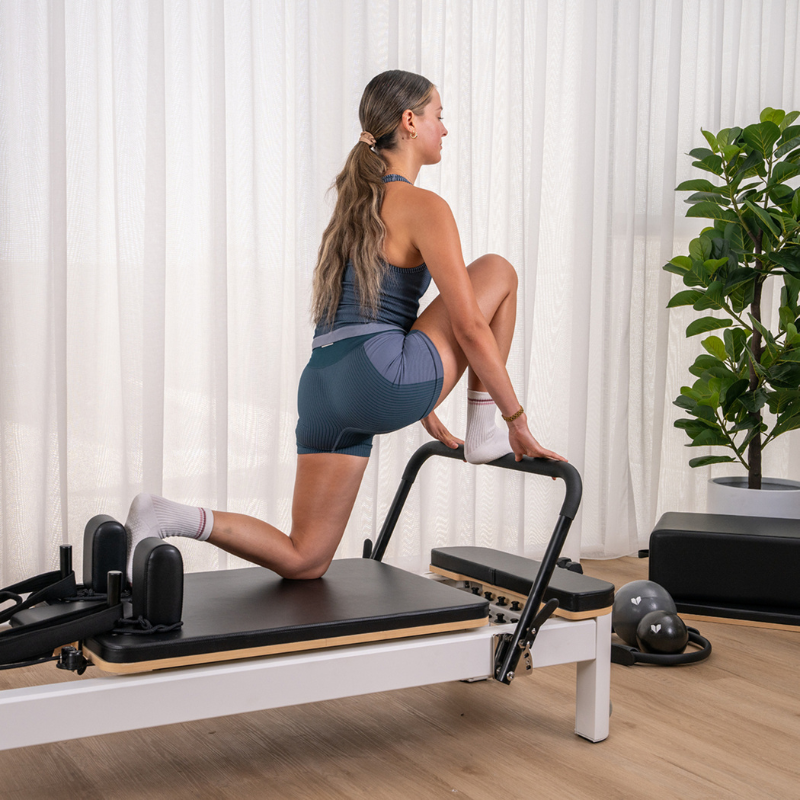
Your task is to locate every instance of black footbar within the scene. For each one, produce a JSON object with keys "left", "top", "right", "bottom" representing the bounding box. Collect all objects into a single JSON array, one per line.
[{"left": 365, "top": 441, "right": 582, "bottom": 684}]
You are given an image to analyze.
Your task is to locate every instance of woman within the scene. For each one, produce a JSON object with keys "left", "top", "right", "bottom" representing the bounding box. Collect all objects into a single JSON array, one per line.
[{"left": 124, "top": 70, "right": 567, "bottom": 582}]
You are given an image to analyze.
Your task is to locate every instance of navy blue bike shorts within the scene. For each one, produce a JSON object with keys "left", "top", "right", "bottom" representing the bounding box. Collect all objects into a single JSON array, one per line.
[{"left": 296, "top": 329, "right": 444, "bottom": 458}]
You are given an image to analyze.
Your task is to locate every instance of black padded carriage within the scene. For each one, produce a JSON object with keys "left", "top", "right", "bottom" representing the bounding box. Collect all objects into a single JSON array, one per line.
[
  {"left": 84, "top": 559, "right": 489, "bottom": 672},
  {"left": 430, "top": 546, "right": 614, "bottom": 618}
]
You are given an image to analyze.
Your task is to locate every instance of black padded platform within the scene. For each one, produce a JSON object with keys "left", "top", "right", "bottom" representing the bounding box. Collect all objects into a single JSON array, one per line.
[
  {"left": 650, "top": 512, "right": 800, "bottom": 626},
  {"left": 85, "top": 558, "right": 488, "bottom": 665},
  {"left": 430, "top": 547, "right": 614, "bottom": 614}
]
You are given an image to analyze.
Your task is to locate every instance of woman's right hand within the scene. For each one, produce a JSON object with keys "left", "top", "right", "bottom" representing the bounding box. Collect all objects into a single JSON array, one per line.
[{"left": 507, "top": 413, "right": 568, "bottom": 468}]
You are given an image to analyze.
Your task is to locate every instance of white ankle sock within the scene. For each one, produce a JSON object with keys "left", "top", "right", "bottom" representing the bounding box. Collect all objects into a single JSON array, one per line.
[
  {"left": 124, "top": 493, "right": 214, "bottom": 582},
  {"left": 464, "top": 390, "right": 513, "bottom": 464}
]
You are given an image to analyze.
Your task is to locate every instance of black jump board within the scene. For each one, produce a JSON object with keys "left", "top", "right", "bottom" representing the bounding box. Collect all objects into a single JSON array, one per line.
[
  {"left": 86, "top": 558, "right": 489, "bottom": 664},
  {"left": 430, "top": 546, "right": 614, "bottom": 614},
  {"left": 650, "top": 512, "right": 800, "bottom": 613}
]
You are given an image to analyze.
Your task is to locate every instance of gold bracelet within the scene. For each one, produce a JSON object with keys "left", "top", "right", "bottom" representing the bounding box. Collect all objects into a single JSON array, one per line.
[{"left": 502, "top": 405, "right": 524, "bottom": 422}]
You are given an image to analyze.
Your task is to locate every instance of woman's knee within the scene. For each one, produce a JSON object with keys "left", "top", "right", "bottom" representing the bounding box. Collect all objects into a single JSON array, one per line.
[
  {"left": 469, "top": 253, "right": 518, "bottom": 291},
  {"left": 278, "top": 539, "right": 335, "bottom": 580},
  {"left": 279, "top": 556, "right": 332, "bottom": 580}
]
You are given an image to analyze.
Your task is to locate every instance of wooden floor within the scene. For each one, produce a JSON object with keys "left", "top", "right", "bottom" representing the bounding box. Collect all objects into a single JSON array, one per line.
[{"left": 1, "top": 556, "right": 799, "bottom": 800}]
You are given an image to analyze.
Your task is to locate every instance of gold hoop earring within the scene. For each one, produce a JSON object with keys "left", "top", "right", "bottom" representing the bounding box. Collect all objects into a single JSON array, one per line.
[{"left": 410, "top": 132, "right": 417, "bottom": 139}]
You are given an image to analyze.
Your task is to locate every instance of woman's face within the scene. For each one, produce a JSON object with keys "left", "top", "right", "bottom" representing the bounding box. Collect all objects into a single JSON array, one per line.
[{"left": 413, "top": 87, "right": 448, "bottom": 163}]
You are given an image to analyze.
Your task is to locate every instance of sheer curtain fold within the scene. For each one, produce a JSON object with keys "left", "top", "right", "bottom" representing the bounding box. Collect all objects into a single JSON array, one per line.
[{"left": 2, "top": 0, "right": 799, "bottom": 583}]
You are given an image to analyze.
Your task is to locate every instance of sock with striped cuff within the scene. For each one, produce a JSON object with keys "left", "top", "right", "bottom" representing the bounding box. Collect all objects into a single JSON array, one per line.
[
  {"left": 464, "top": 389, "right": 513, "bottom": 464},
  {"left": 124, "top": 493, "right": 214, "bottom": 582}
]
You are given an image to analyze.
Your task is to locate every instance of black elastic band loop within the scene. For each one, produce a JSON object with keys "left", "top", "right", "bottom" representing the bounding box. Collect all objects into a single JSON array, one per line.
[
  {"left": 612, "top": 628, "right": 712, "bottom": 666},
  {"left": 112, "top": 616, "right": 183, "bottom": 635},
  {"left": 0, "top": 571, "right": 77, "bottom": 624}
]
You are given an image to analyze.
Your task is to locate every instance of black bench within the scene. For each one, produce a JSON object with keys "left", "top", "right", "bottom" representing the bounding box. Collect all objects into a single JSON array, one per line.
[{"left": 649, "top": 512, "right": 800, "bottom": 628}]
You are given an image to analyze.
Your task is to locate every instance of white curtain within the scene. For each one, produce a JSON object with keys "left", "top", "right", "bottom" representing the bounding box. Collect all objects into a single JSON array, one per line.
[{"left": 2, "top": 0, "right": 800, "bottom": 584}]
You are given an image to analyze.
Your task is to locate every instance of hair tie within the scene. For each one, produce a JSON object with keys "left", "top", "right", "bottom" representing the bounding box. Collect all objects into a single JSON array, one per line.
[{"left": 359, "top": 131, "right": 376, "bottom": 147}]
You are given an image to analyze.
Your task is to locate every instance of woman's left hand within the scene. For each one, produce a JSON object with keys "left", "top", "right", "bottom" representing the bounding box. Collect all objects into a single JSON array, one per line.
[{"left": 421, "top": 411, "right": 463, "bottom": 449}]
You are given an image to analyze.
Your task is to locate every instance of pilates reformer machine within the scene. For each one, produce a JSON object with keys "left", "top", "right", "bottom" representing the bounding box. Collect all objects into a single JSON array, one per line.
[{"left": 0, "top": 442, "right": 614, "bottom": 750}]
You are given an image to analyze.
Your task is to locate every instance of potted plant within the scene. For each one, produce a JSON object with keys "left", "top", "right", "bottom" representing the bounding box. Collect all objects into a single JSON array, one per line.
[{"left": 665, "top": 106, "right": 800, "bottom": 517}]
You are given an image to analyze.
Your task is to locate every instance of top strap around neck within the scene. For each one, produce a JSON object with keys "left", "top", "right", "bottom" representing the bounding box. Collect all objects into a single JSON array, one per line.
[{"left": 382, "top": 174, "right": 412, "bottom": 185}]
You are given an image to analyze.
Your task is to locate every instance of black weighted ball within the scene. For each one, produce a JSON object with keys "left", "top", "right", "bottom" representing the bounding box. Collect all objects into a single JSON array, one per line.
[
  {"left": 612, "top": 580, "right": 676, "bottom": 647},
  {"left": 636, "top": 610, "right": 689, "bottom": 655}
]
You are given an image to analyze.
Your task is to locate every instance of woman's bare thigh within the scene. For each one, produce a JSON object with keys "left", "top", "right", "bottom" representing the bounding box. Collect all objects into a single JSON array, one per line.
[{"left": 411, "top": 253, "right": 517, "bottom": 405}]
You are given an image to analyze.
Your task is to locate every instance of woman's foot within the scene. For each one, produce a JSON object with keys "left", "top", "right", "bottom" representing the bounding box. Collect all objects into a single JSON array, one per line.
[{"left": 124, "top": 493, "right": 213, "bottom": 583}]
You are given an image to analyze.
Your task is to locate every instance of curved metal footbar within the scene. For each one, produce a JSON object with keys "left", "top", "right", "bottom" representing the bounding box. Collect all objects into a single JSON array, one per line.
[{"left": 363, "top": 441, "right": 583, "bottom": 684}]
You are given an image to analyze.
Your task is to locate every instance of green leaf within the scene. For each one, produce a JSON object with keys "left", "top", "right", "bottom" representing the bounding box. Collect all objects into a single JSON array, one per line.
[
  {"left": 724, "top": 267, "right": 755, "bottom": 293},
  {"left": 689, "top": 455, "right": 736, "bottom": 468},
  {"left": 744, "top": 197, "right": 780, "bottom": 237},
  {"left": 721, "top": 144, "right": 741, "bottom": 163},
  {"left": 667, "top": 290, "right": 703, "bottom": 308},
  {"left": 724, "top": 328, "right": 748, "bottom": 362},
  {"left": 702, "top": 335, "right": 728, "bottom": 361},
  {"left": 686, "top": 317, "right": 732, "bottom": 337},
  {"left": 767, "top": 362, "right": 800, "bottom": 389},
  {"left": 670, "top": 255, "right": 692, "bottom": 270},
  {"left": 743, "top": 121, "right": 782, "bottom": 156},
  {"left": 760, "top": 107, "right": 785, "bottom": 127},
  {"left": 769, "top": 249, "right": 800, "bottom": 274},
  {"left": 694, "top": 280, "right": 725, "bottom": 310},
  {"left": 772, "top": 211, "right": 799, "bottom": 236},
  {"left": 722, "top": 379, "right": 750, "bottom": 415},
  {"left": 769, "top": 409, "right": 800, "bottom": 439},
  {"left": 793, "top": 190, "right": 800, "bottom": 218},
  {"left": 723, "top": 222, "right": 746, "bottom": 253},
  {"left": 689, "top": 147, "right": 714, "bottom": 160},
  {"left": 689, "top": 354, "right": 725, "bottom": 378},
  {"left": 704, "top": 258, "right": 729, "bottom": 274},
  {"left": 689, "top": 237, "right": 713, "bottom": 262},
  {"left": 732, "top": 150, "right": 764, "bottom": 184},
  {"left": 780, "top": 112, "right": 800, "bottom": 131},
  {"left": 692, "top": 155, "right": 724, "bottom": 176},
  {"left": 685, "top": 192, "right": 731, "bottom": 206},
  {"left": 739, "top": 388, "right": 768, "bottom": 413},
  {"left": 691, "top": 428, "right": 728, "bottom": 447},
  {"left": 766, "top": 388, "right": 800, "bottom": 414},
  {"left": 770, "top": 162, "right": 800, "bottom": 184},
  {"left": 780, "top": 305, "right": 796, "bottom": 331},
  {"left": 686, "top": 202, "right": 738, "bottom": 223},
  {"left": 690, "top": 258, "right": 710, "bottom": 287},
  {"left": 676, "top": 178, "right": 718, "bottom": 192},
  {"left": 664, "top": 263, "right": 688, "bottom": 277},
  {"left": 775, "top": 135, "right": 800, "bottom": 159},
  {"left": 769, "top": 184, "right": 795, "bottom": 207},
  {"left": 701, "top": 129, "right": 718, "bottom": 151}
]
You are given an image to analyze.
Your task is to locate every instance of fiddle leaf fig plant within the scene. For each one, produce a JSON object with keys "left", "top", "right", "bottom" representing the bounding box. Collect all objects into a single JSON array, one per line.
[{"left": 665, "top": 107, "right": 800, "bottom": 490}]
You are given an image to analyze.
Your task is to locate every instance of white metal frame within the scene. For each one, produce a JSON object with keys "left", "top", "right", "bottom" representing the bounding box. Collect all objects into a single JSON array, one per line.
[{"left": 0, "top": 601, "right": 611, "bottom": 750}]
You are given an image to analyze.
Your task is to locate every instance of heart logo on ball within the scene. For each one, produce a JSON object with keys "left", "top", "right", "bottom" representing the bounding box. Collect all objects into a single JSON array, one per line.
[
  {"left": 631, "top": 597, "right": 641, "bottom": 605},
  {"left": 651, "top": 624, "right": 661, "bottom": 633}
]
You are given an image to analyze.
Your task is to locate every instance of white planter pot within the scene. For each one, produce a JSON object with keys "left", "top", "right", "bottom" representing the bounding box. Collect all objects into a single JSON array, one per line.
[{"left": 707, "top": 476, "right": 800, "bottom": 519}]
